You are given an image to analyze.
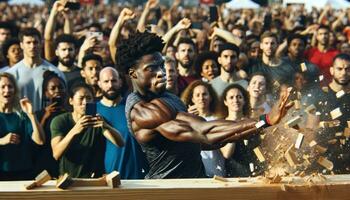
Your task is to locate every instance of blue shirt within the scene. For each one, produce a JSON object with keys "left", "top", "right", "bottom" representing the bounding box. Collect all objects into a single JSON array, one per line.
[{"left": 97, "top": 99, "right": 149, "bottom": 179}]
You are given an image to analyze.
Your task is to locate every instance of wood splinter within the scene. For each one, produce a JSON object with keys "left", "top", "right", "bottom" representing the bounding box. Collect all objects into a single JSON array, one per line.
[
  {"left": 25, "top": 170, "right": 52, "bottom": 190},
  {"left": 56, "top": 171, "right": 121, "bottom": 189}
]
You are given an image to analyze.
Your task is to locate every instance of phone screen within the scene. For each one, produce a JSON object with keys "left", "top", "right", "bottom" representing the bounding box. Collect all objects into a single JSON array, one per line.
[
  {"left": 209, "top": 6, "right": 218, "bottom": 23},
  {"left": 65, "top": 1, "right": 80, "bottom": 10},
  {"left": 85, "top": 102, "right": 97, "bottom": 116}
]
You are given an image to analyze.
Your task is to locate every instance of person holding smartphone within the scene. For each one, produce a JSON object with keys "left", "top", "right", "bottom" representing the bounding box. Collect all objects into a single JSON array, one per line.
[
  {"left": 50, "top": 83, "right": 124, "bottom": 178},
  {"left": 33, "top": 70, "right": 67, "bottom": 178}
]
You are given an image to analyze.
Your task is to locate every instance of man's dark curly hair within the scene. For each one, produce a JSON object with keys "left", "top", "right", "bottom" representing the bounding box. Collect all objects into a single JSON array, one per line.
[{"left": 116, "top": 31, "right": 164, "bottom": 73}]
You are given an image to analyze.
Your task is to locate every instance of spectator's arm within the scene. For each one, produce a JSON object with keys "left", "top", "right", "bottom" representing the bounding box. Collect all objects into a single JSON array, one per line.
[
  {"left": 332, "top": 10, "right": 346, "bottom": 30},
  {"left": 109, "top": 8, "right": 135, "bottom": 64},
  {"left": 220, "top": 143, "right": 235, "bottom": 159},
  {"left": 44, "top": 1, "right": 65, "bottom": 61},
  {"left": 210, "top": 26, "right": 242, "bottom": 47},
  {"left": 162, "top": 18, "right": 191, "bottom": 53},
  {"left": 275, "top": 39, "right": 288, "bottom": 59},
  {"left": 137, "top": 0, "right": 159, "bottom": 32},
  {"left": 77, "top": 36, "right": 98, "bottom": 68},
  {"left": 318, "top": 5, "right": 331, "bottom": 25}
]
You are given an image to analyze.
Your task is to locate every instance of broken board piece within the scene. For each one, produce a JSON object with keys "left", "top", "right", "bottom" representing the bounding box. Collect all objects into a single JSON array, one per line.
[
  {"left": 270, "top": 174, "right": 282, "bottom": 184},
  {"left": 249, "top": 163, "right": 254, "bottom": 172},
  {"left": 56, "top": 173, "right": 73, "bottom": 189},
  {"left": 344, "top": 128, "right": 350, "bottom": 138},
  {"left": 305, "top": 104, "right": 316, "bottom": 114},
  {"left": 213, "top": 175, "right": 229, "bottom": 182},
  {"left": 26, "top": 170, "right": 51, "bottom": 190},
  {"left": 284, "top": 116, "right": 302, "bottom": 129},
  {"left": 295, "top": 133, "right": 304, "bottom": 149},
  {"left": 336, "top": 90, "right": 345, "bottom": 98},
  {"left": 348, "top": 121, "right": 350, "bottom": 128},
  {"left": 300, "top": 63, "right": 307, "bottom": 72},
  {"left": 294, "top": 100, "right": 301, "bottom": 110},
  {"left": 106, "top": 171, "right": 121, "bottom": 188},
  {"left": 315, "top": 145, "right": 328, "bottom": 154},
  {"left": 309, "top": 140, "right": 317, "bottom": 147},
  {"left": 330, "top": 108, "right": 342, "bottom": 120},
  {"left": 322, "top": 86, "right": 329, "bottom": 92},
  {"left": 284, "top": 145, "right": 298, "bottom": 168},
  {"left": 253, "top": 147, "right": 266, "bottom": 162},
  {"left": 317, "top": 157, "right": 334, "bottom": 170}
]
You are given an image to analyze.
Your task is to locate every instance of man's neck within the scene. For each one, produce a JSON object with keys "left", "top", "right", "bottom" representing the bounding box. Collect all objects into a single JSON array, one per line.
[
  {"left": 178, "top": 64, "right": 191, "bottom": 77},
  {"left": 262, "top": 54, "right": 280, "bottom": 67},
  {"left": 23, "top": 56, "right": 42, "bottom": 68},
  {"left": 220, "top": 68, "right": 236, "bottom": 83},
  {"left": 101, "top": 96, "right": 122, "bottom": 107},
  {"left": 329, "top": 80, "right": 350, "bottom": 93},
  {"left": 317, "top": 43, "right": 328, "bottom": 53},
  {"left": 58, "top": 63, "right": 74, "bottom": 72},
  {"left": 288, "top": 53, "right": 302, "bottom": 63}
]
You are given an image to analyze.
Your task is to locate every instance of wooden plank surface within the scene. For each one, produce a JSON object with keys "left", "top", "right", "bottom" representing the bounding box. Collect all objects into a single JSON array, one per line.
[{"left": 1, "top": 175, "right": 350, "bottom": 200}]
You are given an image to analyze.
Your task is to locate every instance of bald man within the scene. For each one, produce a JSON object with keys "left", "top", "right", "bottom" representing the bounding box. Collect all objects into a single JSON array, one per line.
[{"left": 97, "top": 67, "right": 149, "bottom": 179}]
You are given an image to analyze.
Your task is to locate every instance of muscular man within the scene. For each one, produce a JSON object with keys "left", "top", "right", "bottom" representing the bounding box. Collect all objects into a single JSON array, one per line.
[{"left": 116, "top": 31, "right": 292, "bottom": 179}]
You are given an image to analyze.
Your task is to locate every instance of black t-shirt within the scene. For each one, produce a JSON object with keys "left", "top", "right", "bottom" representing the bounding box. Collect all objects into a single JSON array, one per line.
[
  {"left": 314, "top": 86, "right": 350, "bottom": 174},
  {"left": 248, "top": 58, "right": 296, "bottom": 87},
  {"left": 125, "top": 92, "right": 206, "bottom": 179}
]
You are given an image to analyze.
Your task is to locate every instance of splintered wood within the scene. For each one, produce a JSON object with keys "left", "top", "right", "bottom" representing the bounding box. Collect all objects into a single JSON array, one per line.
[
  {"left": 25, "top": 170, "right": 51, "bottom": 190},
  {"left": 254, "top": 147, "right": 266, "bottom": 162},
  {"left": 284, "top": 116, "right": 302, "bottom": 129},
  {"left": 305, "top": 104, "right": 316, "bottom": 114},
  {"left": 294, "top": 133, "right": 304, "bottom": 149},
  {"left": 317, "top": 157, "right": 334, "bottom": 170},
  {"left": 284, "top": 145, "right": 298, "bottom": 168},
  {"left": 294, "top": 100, "right": 301, "bottom": 110},
  {"left": 330, "top": 108, "right": 342, "bottom": 120},
  {"left": 300, "top": 63, "right": 307, "bottom": 72},
  {"left": 336, "top": 90, "right": 345, "bottom": 98},
  {"left": 344, "top": 128, "right": 350, "bottom": 138},
  {"left": 213, "top": 175, "right": 229, "bottom": 182}
]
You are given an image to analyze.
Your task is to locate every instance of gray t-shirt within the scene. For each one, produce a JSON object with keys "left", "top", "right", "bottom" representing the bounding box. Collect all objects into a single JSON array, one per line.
[
  {"left": 210, "top": 76, "right": 248, "bottom": 99},
  {"left": 7, "top": 59, "right": 66, "bottom": 112}
]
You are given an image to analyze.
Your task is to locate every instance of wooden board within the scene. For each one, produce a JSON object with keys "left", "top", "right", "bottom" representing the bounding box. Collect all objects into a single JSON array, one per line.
[{"left": 2, "top": 175, "right": 350, "bottom": 200}]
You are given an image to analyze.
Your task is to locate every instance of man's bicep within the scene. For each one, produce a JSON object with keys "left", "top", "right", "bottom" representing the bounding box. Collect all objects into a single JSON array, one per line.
[{"left": 131, "top": 101, "right": 174, "bottom": 129}]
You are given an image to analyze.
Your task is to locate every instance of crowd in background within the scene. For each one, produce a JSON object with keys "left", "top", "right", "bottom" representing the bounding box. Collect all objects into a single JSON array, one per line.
[{"left": 0, "top": 0, "right": 350, "bottom": 180}]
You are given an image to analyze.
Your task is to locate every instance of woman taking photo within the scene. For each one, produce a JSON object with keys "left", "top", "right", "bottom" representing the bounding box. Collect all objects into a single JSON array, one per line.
[
  {"left": 34, "top": 71, "right": 67, "bottom": 178},
  {"left": 181, "top": 80, "right": 225, "bottom": 177},
  {"left": 50, "top": 83, "right": 125, "bottom": 178},
  {"left": 0, "top": 72, "right": 45, "bottom": 180}
]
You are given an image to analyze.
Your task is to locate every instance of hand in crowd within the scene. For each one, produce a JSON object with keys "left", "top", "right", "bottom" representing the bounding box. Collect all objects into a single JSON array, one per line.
[
  {"left": 81, "top": 35, "right": 99, "bottom": 53},
  {"left": 119, "top": 8, "right": 135, "bottom": 22},
  {"left": 71, "top": 115, "right": 96, "bottom": 135},
  {"left": 145, "top": 0, "right": 159, "bottom": 10},
  {"left": 20, "top": 97, "right": 34, "bottom": 115},
  {"left": 43, "top": 102, "right": 59, "bottom": 119},
  {"left": 174, "top": 18, "right": 191, "bottom": 32},
  {"left": 187, "top": 104, "right": 199, "bottom": 116},
  {"left": 0, "top": 133, "right": 21, "bottom": 145}
]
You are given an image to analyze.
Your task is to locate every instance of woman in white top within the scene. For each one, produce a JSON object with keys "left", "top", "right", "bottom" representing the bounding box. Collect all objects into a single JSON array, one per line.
[{"left": 181, "top": 80, "right": 225, "bottom": 177}]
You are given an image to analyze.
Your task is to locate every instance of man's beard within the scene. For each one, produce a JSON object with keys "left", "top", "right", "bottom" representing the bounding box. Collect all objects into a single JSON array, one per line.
[
  {"left": 102, "top": 87, "right": 122, "bottom": 100},
  {"left": 334, "top": 77, "right": 350, "bottom": 86},
  {"left": 58, "top": 57, "right": 75, "bottom": 67},
  {"left": 179, "top": 59, "right": 193, "bottom": 69}
]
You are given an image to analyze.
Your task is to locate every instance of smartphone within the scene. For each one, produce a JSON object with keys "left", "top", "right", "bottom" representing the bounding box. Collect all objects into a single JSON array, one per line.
[
  {"left": 64, "top": 1, "right": 80, "bottom": 10},
  {"left": 85, "top": 102, "right": 96, "bottom": 116},
  {"left": 86, "top": 31, "right": 103, "bottom": 41},
  {"left": 51, "top": 96, "right": 63, "bottom": 107},
  {"left": 209, "top": 6, "right": 218, "bottom": 23}
]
